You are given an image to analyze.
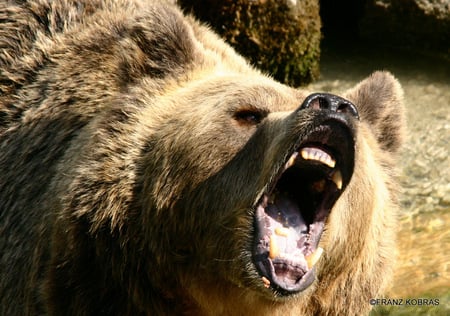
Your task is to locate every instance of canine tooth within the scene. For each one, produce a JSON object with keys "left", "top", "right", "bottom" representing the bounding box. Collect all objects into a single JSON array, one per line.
[
  {"left": 305, "top": 247, "right": 324, "bottom": 269},
  {"left": 262, "top": 276, "right": 271, "bottom": 288},
  {"left": 331, "top": 170, "right": 343, "bottom": 190},
  {"left": 285, "top": 152, "right": 298, "bottom": 169},
  {"left": 269, "top": 235, "right": 280, "bottom": 259},
  {"left": 275, "top": 226, "right": 290, "bottom": 237}
]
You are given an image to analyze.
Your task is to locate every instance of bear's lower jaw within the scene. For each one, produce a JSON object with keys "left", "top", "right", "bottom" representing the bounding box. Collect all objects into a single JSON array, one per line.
[
  {"left": 251, "top": 114, "right": 355, "bottom": 296},
  {"left": 253, "top": 190, "right": 333, "bottom": 295}
]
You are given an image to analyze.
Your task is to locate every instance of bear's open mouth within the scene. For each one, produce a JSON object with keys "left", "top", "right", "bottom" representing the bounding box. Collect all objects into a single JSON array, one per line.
[{"left": 252, "top": 119, "right": 355, "bottom": 296}]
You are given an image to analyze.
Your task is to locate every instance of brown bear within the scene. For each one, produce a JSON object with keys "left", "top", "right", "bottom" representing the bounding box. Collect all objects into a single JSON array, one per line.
[{"left": 0, "top": 0, "right": 405, "bottom": 315}]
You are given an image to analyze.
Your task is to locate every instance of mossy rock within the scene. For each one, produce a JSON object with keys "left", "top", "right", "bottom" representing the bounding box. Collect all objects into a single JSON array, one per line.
[{"left": 178, "top": 0, "right": 321, "bottom": 86}]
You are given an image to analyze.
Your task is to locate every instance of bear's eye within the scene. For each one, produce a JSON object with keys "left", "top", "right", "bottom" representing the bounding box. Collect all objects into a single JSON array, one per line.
[{"left": 233, "top": 108, "right": 267, "bottom": 126}]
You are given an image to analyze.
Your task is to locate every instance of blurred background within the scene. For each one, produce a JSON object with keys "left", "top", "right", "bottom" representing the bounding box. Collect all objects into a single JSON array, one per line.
[{"left": 178, "top": 1, "right": 449, "bottom": 314}]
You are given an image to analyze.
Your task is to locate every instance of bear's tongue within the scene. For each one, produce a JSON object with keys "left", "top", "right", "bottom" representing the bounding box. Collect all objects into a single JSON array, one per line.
[{"left": 254, "top": 191, "right": 325, "bottom": 291}]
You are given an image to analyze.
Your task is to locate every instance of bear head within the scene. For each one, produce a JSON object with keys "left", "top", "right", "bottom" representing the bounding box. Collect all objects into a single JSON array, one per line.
[{"left": 0, "top": 1, "right": 405, "bottom": 315}]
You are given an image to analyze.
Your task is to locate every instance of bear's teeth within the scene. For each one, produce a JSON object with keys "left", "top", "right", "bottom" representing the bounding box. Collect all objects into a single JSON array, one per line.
[
  {"left": 274, "top": 226, "right": 290, "bottom": 237},
  {"left": 331, "top": 170, "right": 343, "bottom": 190},
  {"left": 305, "top": 247, "right": 324, "bottom": 269},
  {"left": 285, "top": 152, "right": 298, "bottom": 169},
  {"left": 300, "top": 147, "right": 335, "bottom": 168},
  {"left": 269, "top": 234, "right": 280, "bottom": 259},
  {"left": 261, "top": 276, "right": 271, "bottom": 288}
]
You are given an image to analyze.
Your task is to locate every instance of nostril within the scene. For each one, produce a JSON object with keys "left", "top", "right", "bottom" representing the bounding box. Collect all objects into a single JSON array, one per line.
[
  {"left": 337, "top": 102, "right": 348, "bottom": 112},
  {"left": 318, "top": 97, "right": 330, "bottom": 110},
  {"left": 301, "top": 94, "right": 331, "bottom": 111},
  {"left": 308, "top": 98, "right": 322, "bottom": 111},
  {"left": 337, "top": 101, "right": 359, "bottom": 117}
]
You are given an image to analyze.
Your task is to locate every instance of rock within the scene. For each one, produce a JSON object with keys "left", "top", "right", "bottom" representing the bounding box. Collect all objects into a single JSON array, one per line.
[
  {"left": 360, "top": 0, "right": 450, "bottom": 56},
  {"left": 177, "top": 0, "right": 321, "bottom": 86}
]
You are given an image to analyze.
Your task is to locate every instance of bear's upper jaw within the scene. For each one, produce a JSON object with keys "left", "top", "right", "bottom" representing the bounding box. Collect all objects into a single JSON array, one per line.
[{"left": 252, "top": 118, "right": 355, "bottom": 297}]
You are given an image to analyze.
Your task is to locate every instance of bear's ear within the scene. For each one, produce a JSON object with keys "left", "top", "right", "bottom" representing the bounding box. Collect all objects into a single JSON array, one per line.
[{"left": 344, "top": 71, "right": 406, "bottom": 154}]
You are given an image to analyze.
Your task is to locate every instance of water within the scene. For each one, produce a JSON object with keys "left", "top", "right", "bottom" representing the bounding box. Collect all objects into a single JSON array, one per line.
[{"left": 308, "top": 44, "right": 450, "bottom": 314}]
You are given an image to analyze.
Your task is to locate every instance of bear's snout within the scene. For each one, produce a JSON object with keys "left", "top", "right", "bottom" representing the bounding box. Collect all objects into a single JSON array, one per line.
[{"left": 252, "top": 92, "right": 358, "bottom": 296}]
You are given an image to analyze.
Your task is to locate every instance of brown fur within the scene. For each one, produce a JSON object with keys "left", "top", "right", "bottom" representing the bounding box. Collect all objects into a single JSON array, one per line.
[{"left": 0, "top": 1, "right": 405, "bottom": 315}]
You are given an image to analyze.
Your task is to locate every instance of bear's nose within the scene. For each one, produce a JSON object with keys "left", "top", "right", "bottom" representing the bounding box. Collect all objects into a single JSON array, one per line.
[{"left": 300, "top": 93, "right": 359, "bottom": 119}]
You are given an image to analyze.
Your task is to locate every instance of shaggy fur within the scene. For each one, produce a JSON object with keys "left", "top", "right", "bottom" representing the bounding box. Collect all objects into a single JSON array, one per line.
[{"left": 0, "top": 0, "right": 405, "bottom": 315}]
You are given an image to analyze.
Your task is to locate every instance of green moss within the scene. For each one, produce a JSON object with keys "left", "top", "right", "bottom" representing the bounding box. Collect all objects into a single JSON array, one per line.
[{"left": 179, "top": 0, "right": 321, "bottom": 86}]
